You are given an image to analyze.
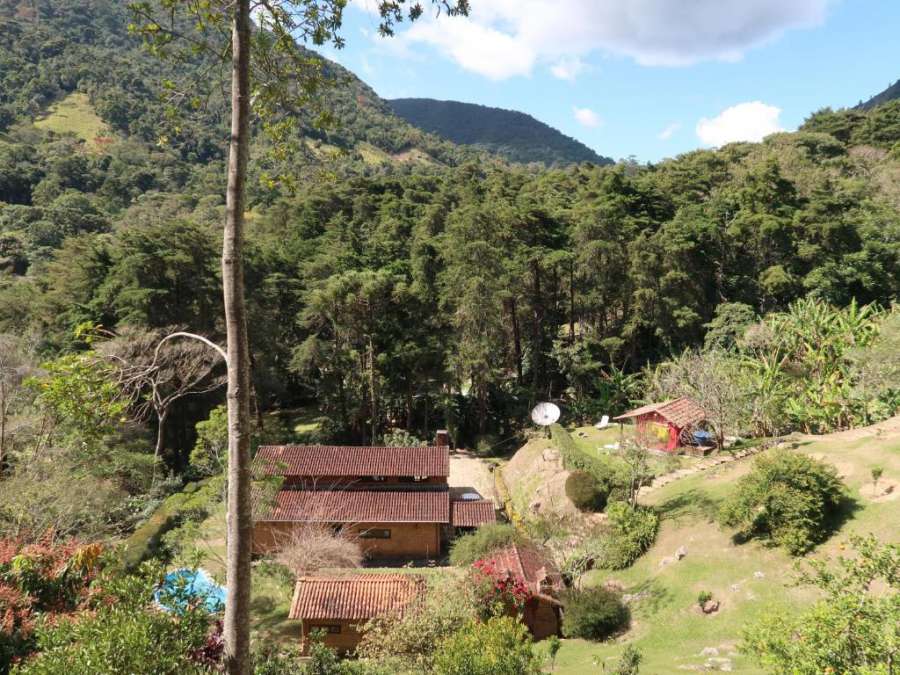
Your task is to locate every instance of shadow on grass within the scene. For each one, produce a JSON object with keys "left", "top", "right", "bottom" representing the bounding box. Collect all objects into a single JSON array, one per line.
[
  {"left": 251, "top": 594, "right": 300, "bottom": 642},
  {"left": 625, "top": 578, "right": 672, "bottom": 616},
  {"left": 654, "top": 488, "right": 720, "bottom": 523}
]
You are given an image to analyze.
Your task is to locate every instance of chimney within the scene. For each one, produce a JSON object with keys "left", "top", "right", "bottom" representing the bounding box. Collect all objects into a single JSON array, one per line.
[{"left": 435, "top": 430, "right": 450, "bottom": 447}]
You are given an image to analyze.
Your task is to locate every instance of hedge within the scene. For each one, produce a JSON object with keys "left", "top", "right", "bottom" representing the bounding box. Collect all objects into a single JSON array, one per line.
[
  {"left": 550, "top": 424, "right": 630, "bottom": 505},
  {"left": 121, "top": 477, "right": 223, "bottom": 569}
]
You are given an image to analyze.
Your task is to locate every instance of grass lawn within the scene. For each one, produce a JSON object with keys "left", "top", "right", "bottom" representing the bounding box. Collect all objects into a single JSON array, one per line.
[
  {"left": 34, "top": 92, "right": 112, "bottom": 149},
  {"left": 553, "top": 423, "right": 900, "bottom": 674}
]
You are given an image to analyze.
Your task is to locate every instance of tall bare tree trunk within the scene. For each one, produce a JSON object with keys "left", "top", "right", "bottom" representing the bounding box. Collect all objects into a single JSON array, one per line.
[{"left": 223, "top": 2, "right": 253, "bottom": 673}]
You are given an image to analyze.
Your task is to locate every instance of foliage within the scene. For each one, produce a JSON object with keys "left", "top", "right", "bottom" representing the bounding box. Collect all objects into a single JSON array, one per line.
[
  {"left": 561, "top": 587, "right": 629, "bottom": 641},
  {"left": 697, "top": 591, "right": 713, "bottom": 608},
  {"left": 742, "top": 535, "right": 900, "bottom": 674},
  {"left": 357, "top": 578, "right": 478, "bottom": 671},
  {"left": 27, "top": 352, "right": 127, "bottom": 452},
  {"left": 432, "top": 616, "right": 539, "bottom": 675},
  {"left": 470, "top": 558, "right": 533, "bottom": 618},
  {"left": 381, "top": 428, "right": 425, "bottom": 447},
  {"left": 597, "top": 503, "right": 659, "bottom": 570},
  {"left": 566, "top": 470, "right": 605, "bottom": 512},
  {"left": 605, "top": 645, "right": 642, "bottom": 675},
  {"left": 718, "top": 450, "right": 847, "bottom": 554},
  {"left": 0, "top": 535, "right": 103, "bottom": 670},
  {"left": 11, "top": 562, "right": 213, "bottom": 674},
  {"left": 449, "top": 524, "right": 523, "bottom": 567}
]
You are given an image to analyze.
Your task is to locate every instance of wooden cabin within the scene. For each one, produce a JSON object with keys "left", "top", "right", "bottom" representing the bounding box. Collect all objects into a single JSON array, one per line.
[
  {"left": 478, "top": 543, "right": 565, "bottom": 640},
  {"left": 251, "top": 435, "right": 495, "bottom": 559},
  {"left": 613, "top": 397, "right": 708, "bottom": 452},
  {"left": 290, "top": 574, "right": 425, "bottom": 654}
]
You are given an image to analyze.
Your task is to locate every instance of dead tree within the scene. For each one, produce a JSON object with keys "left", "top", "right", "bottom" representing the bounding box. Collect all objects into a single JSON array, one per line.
[{"left": 100, "top": 328, "right": 226, "bottom": 477}]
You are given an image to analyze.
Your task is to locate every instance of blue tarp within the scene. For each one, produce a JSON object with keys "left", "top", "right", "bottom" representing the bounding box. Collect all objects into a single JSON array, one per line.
[{"left": 155, "top": 568, "right": 226, "bottom": 614}]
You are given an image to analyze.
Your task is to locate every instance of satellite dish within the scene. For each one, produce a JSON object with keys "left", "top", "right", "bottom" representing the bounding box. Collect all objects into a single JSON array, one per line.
[{"left": 531, "top": 402, "right": 561, "bottom": 427}]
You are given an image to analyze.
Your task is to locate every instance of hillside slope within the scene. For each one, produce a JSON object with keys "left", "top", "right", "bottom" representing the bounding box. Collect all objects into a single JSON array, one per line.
[
  {"left": 552, "top": 418, "right": 900, "bottom": 673},
  {"left": 389, "top": 98, "right": 613, "bottom": 166},
  {"left": 860, "top": 79, "right": 900, "bottom": 109}
]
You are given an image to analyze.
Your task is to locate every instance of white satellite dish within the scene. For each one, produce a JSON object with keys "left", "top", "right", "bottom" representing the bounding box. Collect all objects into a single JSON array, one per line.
[{"left": 531, "top": 402, "right": 561, "bottom": 427}]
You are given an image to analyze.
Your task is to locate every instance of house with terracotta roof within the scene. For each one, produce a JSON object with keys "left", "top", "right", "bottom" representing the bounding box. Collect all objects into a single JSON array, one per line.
[
  {"left": 614, "top": 397, "right": 708, "bottom": 452},
  {"left": 251, "top": 433, "right": 496, "bottom": 559},
  {"left": 478, "top": 543, "right": 565, "bottom": 639},
  {"left": 289, "top": 574, "right": 425, "bottom": 654}
]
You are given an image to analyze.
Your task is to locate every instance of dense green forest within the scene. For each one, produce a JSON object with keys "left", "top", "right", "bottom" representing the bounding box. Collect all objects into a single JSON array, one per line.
[
  {"left": 1, "top": 0, "right": 900, "bottom": 471},
  {"left": 389, "top": 98, "right": 613, "bottom": 166}
]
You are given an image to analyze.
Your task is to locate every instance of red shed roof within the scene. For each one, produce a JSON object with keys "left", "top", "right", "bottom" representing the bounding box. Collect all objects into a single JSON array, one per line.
[
  {"left": 253, "top": 487, "right": 450, "bottom": 524},
  {"left": 289, "top": 574, "right": 425, "bottom": 621},
  {"left": 450, "top": 499, "right": 496, "bottom": 528},
  {"left": 254, "top": 445, "right": 449, "bottom": 478},
  {"left": 479, "top": 544, "right": 564, "bottom": 595},
  {"left": 613, "top": 397, "right": 706, "bottom": 428}
]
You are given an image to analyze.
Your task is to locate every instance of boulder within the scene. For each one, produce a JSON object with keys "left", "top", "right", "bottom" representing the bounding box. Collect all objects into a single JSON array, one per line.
[
  {"left": 702, "top": 599, "right": 720, "bottom": 614},
  {"left": 675, "top": 546, "right": 687, "bottom": 560},
  {"left": 541, "top": 448, "right": 560, "bottom": 462}
]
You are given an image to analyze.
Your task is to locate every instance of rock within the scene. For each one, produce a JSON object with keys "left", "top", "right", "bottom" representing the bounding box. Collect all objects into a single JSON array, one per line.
[
  {"left": 702, "top": 599, "right": 720, "bottom": 614},
  {"left": 700, "top": 647, "right": 719, "bottom": 657},
  {"left": 529, "top": 500, "right": 542, "bottom": 512},
  {"left": 541, "top": 448, "right": 559, "bottom": 462},
  {"left": 659, "top": 556, "right": 676, "bottom": 567},
  {"left": 675, "top": 546, "right": 687, "bottom": 560},
  {"left": 753, "top": 571, "right": 765, "bottom": 579},
  {"left": 705, "top": 658, "right": 733, "bottom": 672}
]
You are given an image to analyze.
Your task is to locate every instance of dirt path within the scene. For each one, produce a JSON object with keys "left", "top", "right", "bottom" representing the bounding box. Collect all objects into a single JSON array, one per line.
[{"left": 448, "top": 452, "right": 499, "bottom": 503}]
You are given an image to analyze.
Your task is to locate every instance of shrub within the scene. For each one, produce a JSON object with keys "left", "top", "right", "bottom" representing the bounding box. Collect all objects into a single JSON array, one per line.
[
  {"left": 357, "top": 579, "right": 478, "bottom": 671},
  {"left": 609, "top": 645, "right": 642, "bottom": 675},
  {"left": 565, "top": 471, "right": 604, "bottom": 511},
  {"left": 449, "top": 524, "right": 523, "bottom": 567},
  {"left": 697, "top": 591, "right": 713, "bottom": 608},
  {"left": 11, "top": 563, "right": 212, "bottom": 674},
  {"left": 598, "top": 503, "right": 659, "bottom": 570},
  {"left": 470, "top": 559, "right": 532, "bottom": 618},
  {"left": 718, "top": 450, "right": 846, "bottom": 555},
  {"left": 561, "top": 587, "right": 629, "bottom": 640},
  {"left": 433, "top": 616, "right": 539, "bottom": 675}
]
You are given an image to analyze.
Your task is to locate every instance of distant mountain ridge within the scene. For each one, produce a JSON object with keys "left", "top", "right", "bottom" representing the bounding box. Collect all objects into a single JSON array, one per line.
[
  {"left": 389, "top": 98, "right": 613, "bottom": 167},
  {"left": 859, "top": 79, "right": 900, "bottom": 109}
]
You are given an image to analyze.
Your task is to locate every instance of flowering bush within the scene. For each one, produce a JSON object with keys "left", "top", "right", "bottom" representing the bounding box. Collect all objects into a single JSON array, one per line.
[
  {"left": 471, "top": 558, "right": 532, "bottom": 618},
  {"left": 0, "top": 533, "right": 103, "bottom": 670}
]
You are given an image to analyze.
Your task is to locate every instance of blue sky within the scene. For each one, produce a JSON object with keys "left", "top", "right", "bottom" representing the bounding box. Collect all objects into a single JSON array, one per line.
[{"left": 319, "top": 0, "right": 900, "bottom": 163}]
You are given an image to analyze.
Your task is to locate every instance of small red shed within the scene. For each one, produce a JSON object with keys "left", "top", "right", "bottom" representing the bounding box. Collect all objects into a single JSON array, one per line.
[{"left": 613, "top": 397, "right": 707, "bottom": 452}]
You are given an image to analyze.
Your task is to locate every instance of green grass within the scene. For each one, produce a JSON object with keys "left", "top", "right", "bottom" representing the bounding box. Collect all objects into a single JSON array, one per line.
[
  {"left": 34, "top": 92, "right": 112, "bottom": 149},
  {"left": 553, "top": 424, "right": 900, "bottom": 673}
]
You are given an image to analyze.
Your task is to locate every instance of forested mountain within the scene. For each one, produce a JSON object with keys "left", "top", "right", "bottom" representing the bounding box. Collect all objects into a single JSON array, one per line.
[
  {"left": 389, "top": 98, "right": 613, "bottom": 166},
  {"left": 1, "top": 0, "right": 899, "bottom": 459},
  {"left": 860, "top": 79, "right": 900, "bottom": 109}
]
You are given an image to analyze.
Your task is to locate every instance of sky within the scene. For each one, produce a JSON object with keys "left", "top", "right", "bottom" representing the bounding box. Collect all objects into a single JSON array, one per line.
[{"left": 316, "top": 0, "right": 900, "bottom": 163}]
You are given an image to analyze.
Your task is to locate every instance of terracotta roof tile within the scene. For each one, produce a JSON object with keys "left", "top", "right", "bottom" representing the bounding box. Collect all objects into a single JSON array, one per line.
[
  {"left": 254, "top": 445, "right": 449, "bottom": 478},
  {"left": 450, "top": 499, "right": 496, "bottom": 527},
  {"left": 289, "top": 574, "right": 425, "bottom": 621},
  {"left": 479, "top": 544, "right": 564, "bottom": 595},
  {"left": 253, "top": 487, "right": 450, "bottom": 524},
  {"left": 614, "top": 397, "right": 706, "bottom": 427}
]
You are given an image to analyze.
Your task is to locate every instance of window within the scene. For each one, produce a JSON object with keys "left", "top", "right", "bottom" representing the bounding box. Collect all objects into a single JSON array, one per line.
[
  {"left": 309, "top": 624, "right": 341, "bottom": 634},
  {"left": 413, "top": 475, "right": 427, "bottom": 482},
  {"left": 359, "top": 528, "right": 391, "bottom": 539},
  {"left": 369, "top": 475, "right": 386, "bottom": 482}
]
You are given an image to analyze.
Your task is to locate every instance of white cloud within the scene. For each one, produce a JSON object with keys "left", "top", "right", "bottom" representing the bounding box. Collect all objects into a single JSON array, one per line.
[
  {"left": 573, "top": 106, "right": 601, "bottom": 128},
  {"left": 381, "top": 0, "right": 828, "bottom": 80},
  {"left": 550, "top": 56, "right": 586, "bottom": 81},
  {"left": 696, "top": 101, "right": 783, "bottom": 146},
  {"left": 658, "top": 122, "right": 681, "bottom": 140}
]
